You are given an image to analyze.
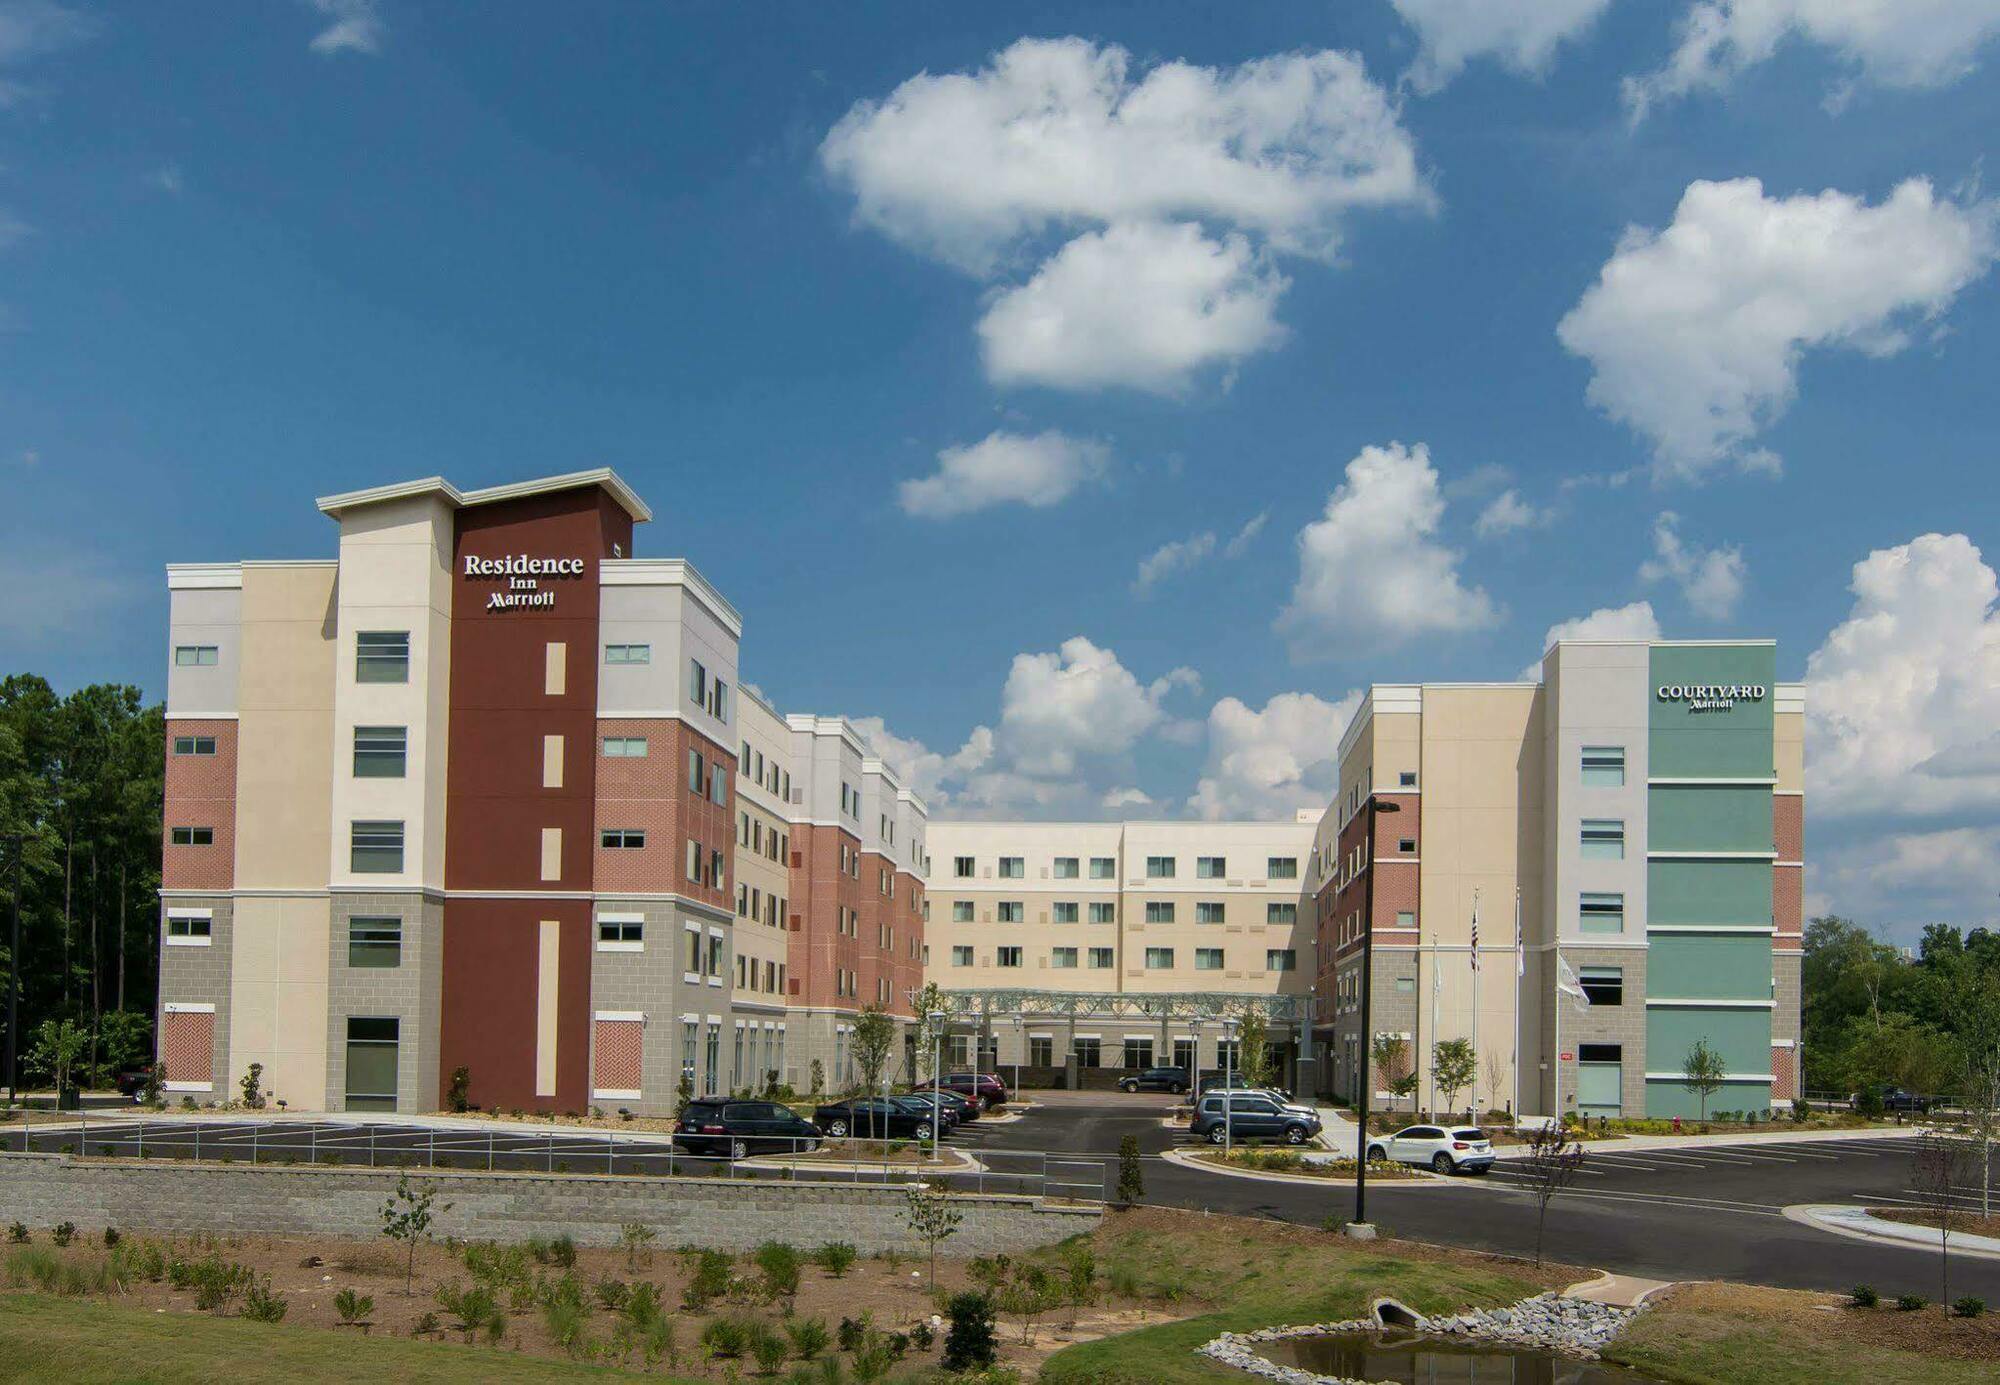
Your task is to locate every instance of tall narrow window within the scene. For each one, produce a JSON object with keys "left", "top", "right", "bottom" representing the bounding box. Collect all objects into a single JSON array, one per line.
[
  {"left": 354, "top": 631, "right": 409, "bottom": 683},
  {"left": 344, "top": 1017, "right": 400, "bottom": 1112},
  {"left": 352, "top": 725, "right": 407, "bottom": 778},
  {"left": 688, "top": 659, "right": 708, "bottom": 708},
  {"left": 1581, "top": 746, "right": 1626, "bottom": 787}
]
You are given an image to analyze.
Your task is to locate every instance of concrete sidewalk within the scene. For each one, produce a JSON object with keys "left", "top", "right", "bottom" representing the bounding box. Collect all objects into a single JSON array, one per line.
[
  {"left": 1309, "top": 1107, "right": 1919, "bottom": 1159},
  {"left": 1790, "top": 1203, "right": 2000, "bottom": 1261}
]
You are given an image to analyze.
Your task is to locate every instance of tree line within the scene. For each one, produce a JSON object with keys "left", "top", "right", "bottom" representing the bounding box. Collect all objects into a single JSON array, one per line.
[{"left": 0, "top": 674, "right": 164, "bottom": 1089}]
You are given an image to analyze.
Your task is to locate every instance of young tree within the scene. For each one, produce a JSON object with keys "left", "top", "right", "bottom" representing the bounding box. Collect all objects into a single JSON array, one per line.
[
  {"left": 1116, "top": 1134, "right": 1144, "bottom": 1205},
  {"left": 1432, "top": 1038, "right": 1477, "bottom": 1121},
  {"left": 1237, "top": 1007, "right": 1274, "bottom": 1089},
  {"left": 1949, "top": 970, "right": 2000, "bottom": 1217},
  {"left": 672, "top": 1070, "right": 695, "bottom": 1119},
  {"left": 379, "top": 1174, "right": 449, "bottom": 1294},
  {"left": 1482, "top": 1048, "right": 1508, "bottom": 1117},
  {"left": 851, "top": 1004, "right": 897, "bottom": 1097},
  {"left": 912, "top": 982, "right": 949, "bottom": 1082},
  {"left": 29, "top": 1018, "right": 88, "bottom": 1096},
  {"left": 1518, "top": 1122, "right": 1586, "bottom": 1265},
  {"left": 1371, "top": 1034, "right": 1415, "bottom": 1113},
  {"left": 1681, "top": 1038, "right": 1727, "bottom": 1121},
  {"left": 902, "top": 1181, "right": 962, "bottom": 1292},
  {"left": 1911, "top": 1129, "right": 1975, "bottom": 1312}
]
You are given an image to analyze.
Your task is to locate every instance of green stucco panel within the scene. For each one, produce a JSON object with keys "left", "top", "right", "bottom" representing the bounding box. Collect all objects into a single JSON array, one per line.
[
  {"left": 1647, "top": 934, "right": 1773, "bottom": 1000},
  {"left": 1648, "top": 645, "right": 1776, "bottom": 779},
  {"left": 1647, "top": 1005, "right": 1770, "bottom": 1078},
  {"left": 1645, "top": 1078, "right": 1773, "bottom": 1120},
  {"left": 1648, "top": 785, "right": 1774, "bottom": 854},
  {"left": 1648, "top": 859, "right": 1773, "bottom": 926}
]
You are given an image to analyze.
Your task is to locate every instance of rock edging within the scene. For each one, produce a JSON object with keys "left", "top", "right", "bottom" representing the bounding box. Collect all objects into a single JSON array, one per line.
[{"left": 1196, "top": 1293, "right": 1642, "bottom": 1385}]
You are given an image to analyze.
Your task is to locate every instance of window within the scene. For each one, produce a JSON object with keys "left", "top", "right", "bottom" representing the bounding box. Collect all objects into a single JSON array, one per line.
[
  {"left": 1122, "top": 1037, "right": 1154, "bottom": 1069},
  {"left": 354, "top": 631, "right": 409, "bottom": 683},
  {"left": 1397, "top": 838, "right": 1417, "bottom": 854},
  {"left": 174, "top": 644, "right": 219, "bottom": 667},
  {"left": 604, "top": 643, "right": 651, "bottom": 664},
  {"left": 1195, "top": 902, "right": 1225, "bottom": 924},
  {"left": 1396, "top": 910, "right": 1416, "bottom": 928},
  {"left": 1267, "top": 856, "right": 1297, "bottom": 879},
  {"left": 1051, "top": 946, "right": 1078, "bottom": 969},
  {"left": 1053, "top": 856, "right": 1079, "bottom": 879},
  {"left": 1089, "top": 857, "right": 1115, "bottom": 879},
  {"left": 1088, "top": 902, "right": 1116, "bottom": 924},
  {"left": 1399, "top": 770, "right": 1418, "bottom": 787},
  {"left": 998, "top": 856, "right": 1024, "bottom": 878},
  {"left": 1196, "top": 856, "right": 1226, "bottom": 879},
  {"left": 1578, "top": 1042, "right": 1622, "bottom": 1064},
  {"left": 1578, "top": 967, "right": 1624, "bottom": 1007},
  {"left": 996, "top": 946, "right": 1023, "bottom": 968},
  {"left": 352, "top": 725, "right": 407, "bottom": 778},
  {"left": 597, "top": 916, "right": 643, "bottom": 949},
  {"left": 169, "top": 826, "right": 213, "bottom": 847},
  {"left": 350, "top": 821, "right": 404, "bottom": 873},
  {"left": 1073, "top": 1037, "right": 1101, "bottom": 1068},
  {"left": 1029, "top": 1037, "right": 1053, "bottom": 1066},
  {"left": 688, "top": 657, "right": 707, "bottom": 705},
  {"left": 1266, "top": 948, "right": 1297, "bottom": 972},
  {"left": 1395, "top": 977, "right": 1416, "bottom": 993},
  {"left": 602, "top": 736, "right": 648, "bottom": 757},
  {"left": 344, "top": 1017, "right": 399, "bottom": 1112},
  {"left": 1581, "top": 745, "right": 1626, "bottom": 787},
  {"left": 1145, "top": 855, "right": 1175, "bottom": 879},
  {"left": 600, "top": 829, "right": 646, "bottom": 849},
  {"left": 1052, "top": 902, "right": 1079, "bottom": 924},
  {"left": 347, "top": 918, "right": 403, "bottom": 968},
  {"left": 951, "top": 901, "right": 974, "bottom": 923},
  {"left": 1088, "top": 947, "right": 1115, "bottom": 968},
  {"left": 997, "top": 901, "right": 1024, "bottom": 924},
  {"left": 1267, "top": 902, "right": 1298, "bottom": 925},
  {"left": 951, "top": 945, "right": 973, "bottom": 966},
  {"left": 1144, "top": 902, "right": 1175, "bottom": 924},
  {"left": 166, "top": 913, "right": 211, "bottom": 944},
  {"left": 1145, "top": 947, "right": 1175, "bottom": 970},
  {"left": 1580, "top": 819, "right": 1625, "bottom": 860},
  {"left": 1579, "top": 892, "right": 1625, "bottom": 934},
  {"left": 171, "top": 735, "right": 216, "bottom": 756},
  {"left": 1195, "top": 947, "right": 1224, "bottom": 971},
  {"left": 954, "top": 856, "right": 975, "bottom": 878}
]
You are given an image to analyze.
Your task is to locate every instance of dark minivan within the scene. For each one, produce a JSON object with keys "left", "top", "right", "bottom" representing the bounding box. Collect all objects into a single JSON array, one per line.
[
  {"left": 1189, "top": 1092, "right": 1322, "bottom": 1146},
  {"left": 939, "top": 1073, "right": 1009, "bottom": 1110},
  {"left": 1118, "top": 1066, "right": 1191, "bottom": 1094},
  {"left": 673, "top": 1100, "right": 822, "bottom": 1158}
]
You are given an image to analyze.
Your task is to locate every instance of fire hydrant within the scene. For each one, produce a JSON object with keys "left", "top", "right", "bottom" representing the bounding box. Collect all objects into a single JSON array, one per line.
[{"left": 1672, "top": 1115, "right": 1682, "bottom": 1133}]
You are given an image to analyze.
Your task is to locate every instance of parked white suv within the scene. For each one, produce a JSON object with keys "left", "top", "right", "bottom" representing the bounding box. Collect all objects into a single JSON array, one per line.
[{"left": 1366, "top": 1124, "right": 1494, "bottom": 1175}]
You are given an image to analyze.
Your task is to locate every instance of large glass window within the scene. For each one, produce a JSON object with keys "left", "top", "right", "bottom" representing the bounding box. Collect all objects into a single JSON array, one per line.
[
  {"left": 1122, "top": 1037, "right": 1154, "bottom": 1068},
  {"left": 1267, "top": 902, "right": 1298, "bottom": 925},
  {"left": 1144, "top": 946, "right": 1175, "bottom": 970},
  {"left": 1579, "top": 967, "right": 1624, "bottom": 1007},
  {"left": 1580, "top": 820, "right": 1625, "bottom": 860},
  {"left": 1089, "top": 857, "right": 1115, "bottom": 879},
  {"left": 349, "top": 820, "right": 404, "bottom": 873},
  {"left": 1145, "top": 902, "right": 1175, "bottom": 924},
  {"left": 1073, "top": 1037, "right": 1101, "bottom": 1068},
  {"left": 1581, "top": 745, "right": 1626, "bottom": 787},
  {"left": 1195, "top": 947, "right": 1224, "bottom": 970},
  {"left": 1579, "top": 892, "right": 1625, "bottom": 934},
  {"left": 1029, "top": 1037, "right": 1054, "bottom": 1066},
  {"left": 1088, "top": 902, "right": 1116, "bottom": 924},
  {"left": 1195, "top": 902, "right": 1225, "bottom": 924},
  {"left": 352, "top": 725, "right": 407, "bottom": 778},
  {"left": 1052, "top": 857, "right": 1079, "bottom": 879},
  {"left": 1196, "top": 856, "right": 1226, "bottom": 879},
  {"left": 347, "top": 918, "right": 402, "bottom": 968},
  {"left": 354, "top": 631, "right": 409, "bottom": 683},
  {"left": 344, "top": 1017, "right": 399, "bottom": 1111},
  {"left": 1267, "top": 857, "right": 1298, "bottom": 879},
  {"left": 1145, "top": 856, "right": 1176, "bottom": 879}
]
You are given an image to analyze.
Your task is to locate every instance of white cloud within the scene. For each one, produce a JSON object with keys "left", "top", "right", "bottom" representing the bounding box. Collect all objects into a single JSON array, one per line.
[
  {"left": 1473, "top": 488, "right": 1547, "bottom": 538},
  {"left": 1277, "top": 441, "right": 1499, "bottom": 659},
  {"left": 307, "top": 0, "right": 383, "bottom": 56},
  {"left": 1101, "top": 787, "right": 1154, "bottom": 810},
  {"left": 1392, "top": 0, "right": 1613, "bottom": 93},
  {"left": 1132, "top": 531, "right": 1217, "bottom": 597},
  {"left": 1558, "top": 177, "right": 1998, "bottom": 481},
  {"left": 978, "top": 221, "right": 1288, "bottom": 393},
  {"left": 1638, "top": 512, "right": 1746, "bottom": 618},
  {"left": 1189, "top": 689, "right": 1362, "bottom": 820},
  {"left": 897, "top": 430, "right": 1109, "bottom": 520},
  {"left": 149, "top": 163, "right": 185, "bottom": 196},
  {"left": 1223, "top": 512, "right": 1269, "bottom": 558},
  {"left": 1522, "top": 601, "right": 1663, "bottom": 679},
  {"left": 1806, "top": 532, "right": 2000, "bottom": 819},
  {"left": 1627, "top": 0, "right": 2000, "bottom": 116},
  {"left": 1810, "top": 825, "right": 2000, "bottom": 939}
]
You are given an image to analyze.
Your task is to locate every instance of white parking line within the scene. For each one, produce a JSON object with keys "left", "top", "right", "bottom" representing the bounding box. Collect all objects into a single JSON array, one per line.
[{"left": 1585, "top": 1156, "right": 1680, "bottom": 1172}]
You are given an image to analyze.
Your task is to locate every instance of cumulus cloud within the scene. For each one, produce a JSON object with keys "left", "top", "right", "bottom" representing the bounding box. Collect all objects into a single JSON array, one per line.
[
  {"left": 1639, "top": 512, "right": 1746, "bottom": 618},
  {"left": 1223, "top": 512, "right": 1269, "bottom": 558},
  {"left": 1558, "top": 177, "right": 1998, "bottom": 482},
  {"left": 1132, "top": 531, "right": 1217, "bottom": 597},
  {"left": 1189, "top": 689, "right": 1362, "bottom": 820},
  {"left": 897, "top": 430, "right": 1109, "bottom": 519},
  {"left": 1473, "top": 489, "right": 1547, "bottom": 539},
  {"left": 821, "top": 37, "right": 1427, "bottom": 390},
  {"left": 1101, "top": 787, "right": 1154, "bottom": 810},
  {"left": 1627, "top": 0, "right": 2000, "bottom": 116},
  {"left": 307, "top": 0, "right": 382, "bottom": 56},
  {"left": 1392, "top": 0, "right": 1613, "bottom": 93},
  {"left": 978, "top": 222, "right": 1289, "bottom": 393},
  {"left": 1522, "top": 601, "right": 1663, "bottom": 679},
  {"left": 1805, "top": 532, "right": 2000, "bottom": 819},
  {"left": 1276, "top": 442, "right": 1499, "bottom": 659}
]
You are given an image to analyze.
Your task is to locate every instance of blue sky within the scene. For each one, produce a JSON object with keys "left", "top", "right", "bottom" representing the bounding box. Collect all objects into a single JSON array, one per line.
[{"left": 3, "top": 2, "right": 1999, "bottom": 941}]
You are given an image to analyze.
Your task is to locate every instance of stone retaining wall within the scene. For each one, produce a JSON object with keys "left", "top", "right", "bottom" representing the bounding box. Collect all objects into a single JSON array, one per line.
[{"left": 0, "top": 1153, "right": 1098, "bottom": 1254}]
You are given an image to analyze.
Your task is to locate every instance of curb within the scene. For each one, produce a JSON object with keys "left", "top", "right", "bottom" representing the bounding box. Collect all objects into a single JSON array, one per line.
[
  {"left": 1785, "top": 1203, "right": 2000, "bottom": 1261},
  {"left": 1160, "top": 1145, "right": 1450, "bottom": 1188}
]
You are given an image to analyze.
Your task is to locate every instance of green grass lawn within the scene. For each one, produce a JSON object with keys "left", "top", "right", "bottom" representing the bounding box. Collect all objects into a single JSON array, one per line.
[{"left": 0, "top": 1293, "right": 702, "bottom": 1384}]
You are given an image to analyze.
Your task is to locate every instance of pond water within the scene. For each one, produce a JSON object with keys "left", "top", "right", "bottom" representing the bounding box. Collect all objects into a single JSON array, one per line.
[{"left": 1259, "top": 1330, "right": 1667, "bottom": 1384}]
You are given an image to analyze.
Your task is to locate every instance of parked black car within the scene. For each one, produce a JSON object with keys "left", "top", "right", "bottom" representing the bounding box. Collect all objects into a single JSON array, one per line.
[
  {"left": 939, "top": 1072, "right": 1009, "bottom": 1110},
  {"left": 1118, "top": 1066, "right": 1190, "bottom": 1094},
  {"left": 114, "top": 1065, "right": 155, "bottom": 1101},
  {"left": 889, "top": 1094, "right": 956, "bottom": 1133},
  {"left": 900, "top": 1089, "right": 978, "bottom": 1127},
  {"left": 812, "top": 1098, "right": 934, "bottom": 1140},
  {"left": 1854, "top": 1086, "right": 1933, "bottom": 1114},
  {"left": 1189, "top": 1092, "right": 1321, "bottom": 1146},
  {"left": 672, "top": 1099, "right": 822, "bottom": 1158}
]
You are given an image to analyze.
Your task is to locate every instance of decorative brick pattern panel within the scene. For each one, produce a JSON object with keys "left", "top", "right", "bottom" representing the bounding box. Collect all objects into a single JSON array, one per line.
[
  {"left": 593, "top": 1018, "right": 644, "bottom": 1093},
  {"left": 162, "top": 719, "right": 236, "bottom": 891},
  {"left": 594, "top": 718, "right": 734, "bottom": 908},
  {"left": 162, "top": 1010, "right": 215, "bottom": 1086},
  {"left": 1770, "top": 1044, "right": 1796, "bottom": 1101}
]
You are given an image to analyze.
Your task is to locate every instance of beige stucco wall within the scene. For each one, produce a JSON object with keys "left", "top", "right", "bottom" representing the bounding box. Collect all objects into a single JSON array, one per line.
[
  {"left": 234, "top": 563, "right": 338, "bottom": 890},
  {"left": 227, "top": 894, "right": 332, "bottom": 1108},
  {"left": 1774, "top": 705, "right": 1804, "bottom": 793}
]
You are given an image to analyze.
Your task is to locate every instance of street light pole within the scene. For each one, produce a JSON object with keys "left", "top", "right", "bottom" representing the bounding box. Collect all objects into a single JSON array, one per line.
[
  {"left": 926, "top": 1009, "right": 947, "bottom": 1143},
  {"left": 1350, "top": 795, "right": 1400, "bottom": 1238},
  {"left": 1221, "top": 1015, "right": 1239, "bottom": 1159},
  {"left": 1010, "top": 1013, "right": 1022, "bottom": 1108},
  {"left": 3, "top": 832, "right": 23, "bottom": 1111}
]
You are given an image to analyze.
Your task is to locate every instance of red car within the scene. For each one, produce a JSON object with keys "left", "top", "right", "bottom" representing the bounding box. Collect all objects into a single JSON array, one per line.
[{"left": 940, "top": 1072, "right": 1009, "bottom": 1110}]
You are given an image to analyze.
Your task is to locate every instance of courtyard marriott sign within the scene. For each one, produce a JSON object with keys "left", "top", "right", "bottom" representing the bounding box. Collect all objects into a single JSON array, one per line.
[
  {"left": 1656, "top": 683, "right": 1766, "bottom": 713},
  {"left": 464, "top": 553, "right": 585, "bottom": 611}
]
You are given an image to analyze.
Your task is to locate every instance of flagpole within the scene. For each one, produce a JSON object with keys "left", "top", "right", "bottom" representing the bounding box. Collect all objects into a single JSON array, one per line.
[
  {"left": 1470, "top": 889, "right": 1480, "bottom": 1124},
  {"left": 1553, "top": 943, "right": 1562, "bottom": 1121},
  {"left": 1427, "top": 935, "right": 1440, "bottom": 1118},
  {"left": 1512, "top": 886, "right": 1523, "bottom": 1119}
]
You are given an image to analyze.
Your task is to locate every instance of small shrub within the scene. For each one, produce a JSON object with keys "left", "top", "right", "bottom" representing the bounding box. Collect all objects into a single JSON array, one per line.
[
  {"left": 5, "top": 1223, "right": 26, "bottom": 1245},
  {"left": 786, "top": 1314, "right": 831, "bottom": 1360},
  {"left": 243, "top": 1276, "right": 289, "bottom": 1323},
  {"left": 334, "top": 1287, "right": 374, "bottom": 1325},
  {"left": 101, "top": 1227, "right": 120, "bottom": 1248},
  {"left": 239, "top": 1062, "right": 265, "bottom": 1110},
  {"left": 683, "top": 1248, "right": 733, "bottom": 1309},
  {"left": 412, "top": 1310, "right": 440, "bottom": 1337},
  {"left": 527, "top": 1233, "right": 577, "bottom": 1268},
  {"left": 1849, "top": 1284, "right": 1878, "bottom": 1307},
  {"left": 1116, "top": 1134, "right": 1144, "bottom": 1204},
  {"left": 1954, "top": 1295, "right": 1986, "bottom": 1318},
  {"left": 701, "top": 1314, "right": 753, "bottom": 1359},
  {"left": 750, "top": 1321, "right": 789, "bottom": 1373},
  {"left": 754, "top": 1240, "right": 803, "bottom": 1304},
  {"left": 812, "top": 1241, "right": 857, "bottom": 1278},
  {"left": 50, "top": 1222, "right": 75, "bottom": 1248},
  {"left": 436, "top": 1281, "right": 503, "bottom": 1342},
  {"left": 543, "top": 1295, "right": 591, "bottom": 1356},
  {"left": 618, "top": 1221, "right": 656, "bottom": 1270},
  {"left": 1895, "top": 1293, "right": 1927, "bottom": 1311},
  {"left": 837, "top": 1312, "right": 872, "bottom": 1353},
  {"left": 594, "top": 1276, "right": 631, "bottom": 1312},
  {"left": 911, "top": 1319, "right": 935, "bottom": 1351},
  {"left": 446, "top": 1065, "right": 471, "bottom": 1113},
  {"left": 943, "top": 1292, "right": 997, "bottom": 1372}
]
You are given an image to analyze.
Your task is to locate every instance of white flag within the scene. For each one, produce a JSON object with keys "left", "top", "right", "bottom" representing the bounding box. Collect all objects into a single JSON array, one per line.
[
  {"left": 1514, "top": 887, "right": 1525, "bottom": 978},
  {"left": 1556, "top": 952, "right": 1591, "bottom": 1009}
]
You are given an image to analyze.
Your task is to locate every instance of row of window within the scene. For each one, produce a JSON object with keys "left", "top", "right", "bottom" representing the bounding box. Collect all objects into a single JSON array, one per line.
[
  {"left": 950, "top": 899, "right": 1300, "bottom": 926},
  {"left": 738, "top": 741, "right": 792, "bottom": 803},
  {"left": 956, "top": 854, "right": 1300, "bottom": 881},
  {"left": 952, "top": 944, "right": 1297, "bottom": 971}
]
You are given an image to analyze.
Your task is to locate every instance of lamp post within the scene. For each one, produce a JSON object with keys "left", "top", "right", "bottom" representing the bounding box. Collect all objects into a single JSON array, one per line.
[
  {"left": 1187, "top": 1014, "right": 1204, "bottom": 1093},
  {"left": 1350, "top": 795, "right": 1401, "bottom": 1239},
  {"left": 1009, "top": 1012, "right": 1022, "bottom": 1107},
  {"left": 925, "top": 1009, "right": 948, "bottom": 1143},
  {"left": 2, "top": 832, "right": 23, "bottom": 1110},
  {"left": 1220, "top": 1015, "right": 1239, "bottom": 1158}
]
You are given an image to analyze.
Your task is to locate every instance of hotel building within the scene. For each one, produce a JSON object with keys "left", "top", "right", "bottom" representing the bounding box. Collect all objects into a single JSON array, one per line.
[{"left": 158, "top": 470, "right": 926, "bottom": 1116}]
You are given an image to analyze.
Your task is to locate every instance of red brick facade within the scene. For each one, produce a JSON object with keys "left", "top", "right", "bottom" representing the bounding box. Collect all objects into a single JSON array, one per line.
[
  {"left": 162, "top": 719, "right": 236, "bottom": 892},
  {"left": 1330, "top": 791, "right": 1422, "bottom": 965},
  {"left": 786, "top": 822, "right": 867, "bottom": 1011},
  {"left": 1773, "top": 795, "right": 1803, "bottom": 953},
  {"left": 593, "top": 716, "right": 734, "bottom": 909}
]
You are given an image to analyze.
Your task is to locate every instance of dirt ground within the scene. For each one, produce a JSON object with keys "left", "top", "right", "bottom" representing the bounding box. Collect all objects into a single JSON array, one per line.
[
  {"left": 1647, "top": 1280, "right": 2000, "bottom": 1362},
  {"left": 1869, "top": 1206, "right": 2000, "bottom": 1240}
]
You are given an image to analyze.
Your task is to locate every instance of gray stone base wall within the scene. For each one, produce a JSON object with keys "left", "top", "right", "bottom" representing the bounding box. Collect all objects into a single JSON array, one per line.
[
  {"left": 325, "top": 892, "right": 443, "bottom": 1114},
  {"left": 1559, "top": 943, "right": 1648, "bottom": 1117},
  {"left": 157, "top": 896, "right": 234, "bottom": 1101},
  {"left": 0, "top": 1153, "right": 1097, "bottom": 1256}
]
